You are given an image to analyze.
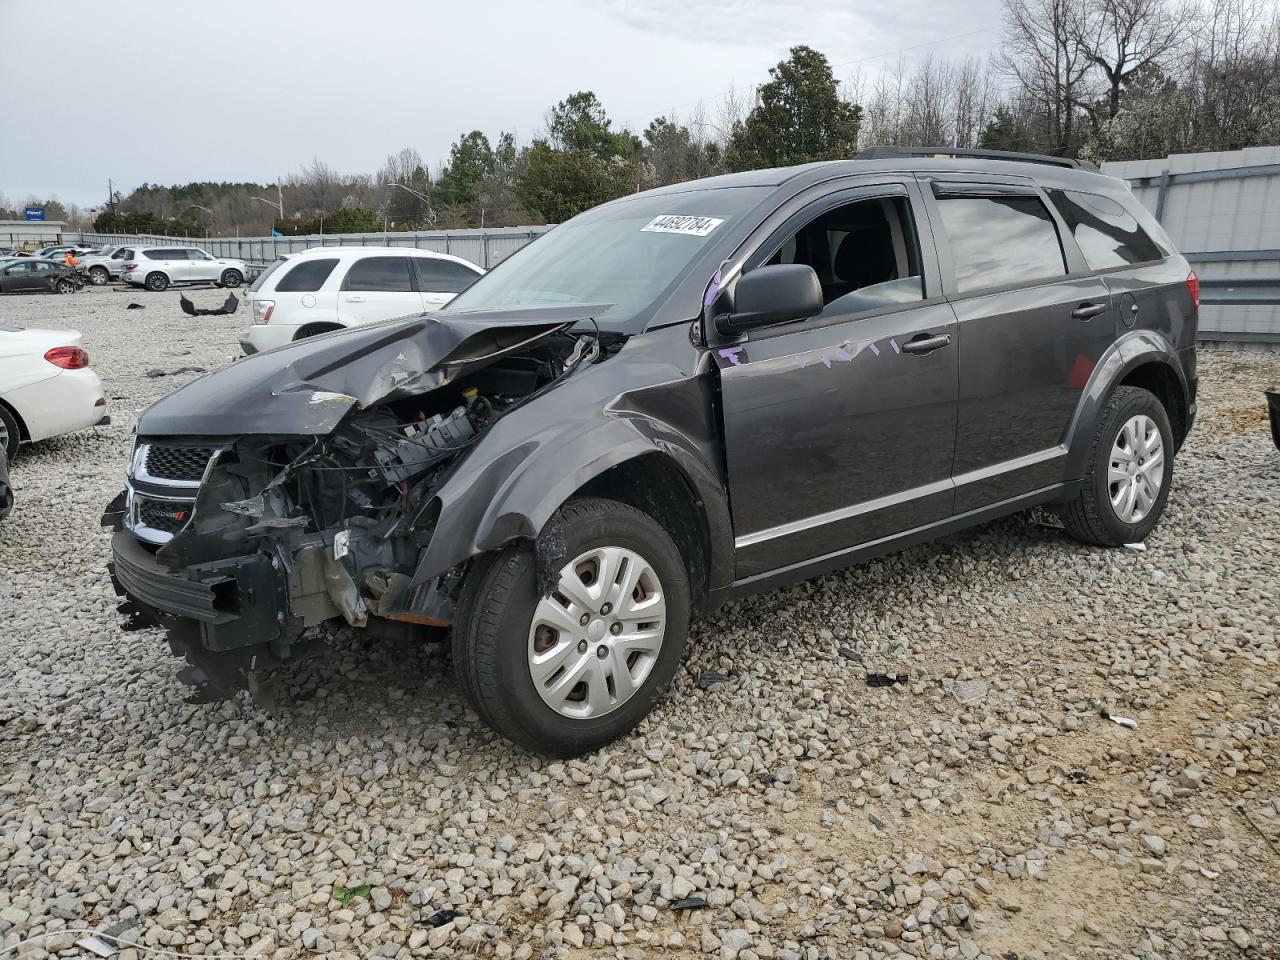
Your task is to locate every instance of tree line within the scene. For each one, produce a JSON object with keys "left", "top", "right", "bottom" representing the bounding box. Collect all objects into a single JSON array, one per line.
[{"left": 8, "top": 0, "right": 1270, "bottom": 238}]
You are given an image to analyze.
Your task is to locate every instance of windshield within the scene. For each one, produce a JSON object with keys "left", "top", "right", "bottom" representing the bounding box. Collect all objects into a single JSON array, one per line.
[{"left": 443, "top": 186, "right": 770, "bottom": 332}]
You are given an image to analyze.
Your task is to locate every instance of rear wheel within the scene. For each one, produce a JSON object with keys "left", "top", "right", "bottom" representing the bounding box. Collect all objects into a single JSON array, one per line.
[
  {"left": 0, "top": 404, "right": 20, "bottom": 460},
  {"left": 89, "top": 266, "right": 109, "bottom": 286},
  {"left": 220, "top": 269, "right": 243, "bottom": 288},
  {"left": 452, "top": 497, "right": 690, "bottom": 756},
  {"left": 1058, "top": 385, "right": 1174, "bottom": 546},
  {"left": 145, "top": 272, "right": 169, "bottom": 292}
]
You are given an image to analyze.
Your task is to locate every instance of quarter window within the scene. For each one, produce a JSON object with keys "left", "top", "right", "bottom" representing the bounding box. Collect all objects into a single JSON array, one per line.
[
  {"left": 414, "top": 257, "right": 480, "bottom": 293},
  {"left": 936, "top": 194, "right": 1066, "bottom": 294},
  {"left": 276, "top": 258, "right": 339, "bottom": 292},
  {"left": 342, "top": 257, "right": 414, "bottom": 292},
  {"left": 1047, "top": 189, "right": 1165, "bottom": 270}
]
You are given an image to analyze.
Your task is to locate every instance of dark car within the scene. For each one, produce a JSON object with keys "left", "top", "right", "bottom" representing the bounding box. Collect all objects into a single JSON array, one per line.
[
  {"left": 104, "top": 147, "right": 1198, "bottom": 755},
  {"left": 0, "top": 258, "right": 79, "bottom": 294}
]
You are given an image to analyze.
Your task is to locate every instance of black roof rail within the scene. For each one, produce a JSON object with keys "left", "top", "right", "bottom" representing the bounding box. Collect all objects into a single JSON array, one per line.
[{"left": 855, "top": 145, "right": 1099, "bottom": 172}]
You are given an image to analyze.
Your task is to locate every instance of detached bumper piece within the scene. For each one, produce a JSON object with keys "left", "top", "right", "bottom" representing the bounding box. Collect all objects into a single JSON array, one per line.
[{"left": 108, "top": 529, "right": 294, "bottom": 702}]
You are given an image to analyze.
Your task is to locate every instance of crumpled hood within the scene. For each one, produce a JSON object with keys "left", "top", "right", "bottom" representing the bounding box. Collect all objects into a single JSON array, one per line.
[{"left": 135, "top": 304, "right": 610, "bottom": 437}]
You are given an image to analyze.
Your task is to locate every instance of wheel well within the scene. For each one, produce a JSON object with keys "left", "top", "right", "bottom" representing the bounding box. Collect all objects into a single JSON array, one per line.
[
  {"left": 294, "top": 322, "right": 345, "bottom": 341},
  {"left": 1120, "top": 362, "right": 1188, "bottom": 447},
  {"left": 574, "top": 453, "right": 712, "bottom": 615}
]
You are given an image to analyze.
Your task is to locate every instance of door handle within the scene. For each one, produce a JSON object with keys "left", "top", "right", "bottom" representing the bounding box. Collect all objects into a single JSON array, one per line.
[
  {"left": 1071, "top": 302, "right": 1107, "bottom": 320},
  {"left": 344, "top": 296, "right": 367, "bottom": 303},
  {"left": 901, "top": 333, "right": 951, "bottom": 354}
]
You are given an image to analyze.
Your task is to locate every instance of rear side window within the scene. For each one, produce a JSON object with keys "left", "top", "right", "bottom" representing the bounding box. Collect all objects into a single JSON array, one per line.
[
  {"left": 276, "top": 258, "right": 339, "bottom": 292},
  {"left": 1047, "top": 189, "right": 1164, "bottom": 270},
  {"left": 936, "top": 193, "right": 1066, "bottom": 294},
  {"left": 342, "top": 256, "right": 414, "bottom": 292},
  {"left": 248, "top": 257, "right": 287, "bottom": 292},
  {"left": 413, "top": 257, "right": 480, "bottom": 293}
]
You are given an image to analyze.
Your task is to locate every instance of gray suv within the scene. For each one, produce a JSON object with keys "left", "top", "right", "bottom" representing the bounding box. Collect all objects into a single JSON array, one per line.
[{"left": 105, "top": 147, "right": 1197, "bottom": 755}]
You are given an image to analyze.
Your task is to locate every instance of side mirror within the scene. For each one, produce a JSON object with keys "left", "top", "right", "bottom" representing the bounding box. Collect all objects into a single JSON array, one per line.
[{"left": 714, "top": 263, "right": 822, "bottom": 336}]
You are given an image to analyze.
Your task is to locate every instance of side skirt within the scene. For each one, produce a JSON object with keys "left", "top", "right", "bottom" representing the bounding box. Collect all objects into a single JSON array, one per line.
[{"left": 726, "top": 481, "right": 1076, "bottom": 602}]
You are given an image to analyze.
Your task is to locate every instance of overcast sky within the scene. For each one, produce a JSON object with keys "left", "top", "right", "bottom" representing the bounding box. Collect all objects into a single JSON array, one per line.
[{"left": 0, "top": 0, "right": 1000, "bottom": 208}]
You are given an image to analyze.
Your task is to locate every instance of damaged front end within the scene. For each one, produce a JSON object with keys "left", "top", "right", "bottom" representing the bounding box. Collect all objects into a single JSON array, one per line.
[{"left": 103, "top": 304, "right": 611, "bottom": 704}]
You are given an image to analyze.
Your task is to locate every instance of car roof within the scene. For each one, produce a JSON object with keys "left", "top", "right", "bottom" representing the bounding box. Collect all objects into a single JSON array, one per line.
[
  {"left": 283, "top": 245, "right": 481, "bottom": 268},
  {"left": 634, "top": 153, "right": 1127, "bottom": 200}
]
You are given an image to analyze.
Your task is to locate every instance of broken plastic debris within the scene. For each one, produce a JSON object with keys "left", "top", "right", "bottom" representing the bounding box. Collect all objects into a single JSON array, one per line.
[
  {"left": 838, "top": 646, "right": 863, "bottom": 662},
  {"left": 1097, "top": 704, "right": 1138, "bottom": 729},
  {"left": 1123, "top": 541, "right": 1146, "bottom": 551},
  {"left": 671, "top": 896, "right": 710, "bottom": 911},
  {"left": 76, "top": 919, "right": 139, "bottom": 958},
  {"left": 946, "top": 678, "right": 989, "bottom": 705},
  {"left": 868, "top": 813, "right": 886, "bottom": 830},
  {"left": 697, "top": 671, "right": 733, "bottom": 689},
  {"left": 424, "top": 908, "right": 461, "bottom": 927},
  {"left": 866, "top": 672, "right": 907, "bottom": 688}
]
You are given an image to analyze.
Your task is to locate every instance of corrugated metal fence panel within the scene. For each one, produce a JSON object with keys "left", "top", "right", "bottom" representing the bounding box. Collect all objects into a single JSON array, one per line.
[
  {"left": 70, "top": 226, "right": 553, "bottom": 270},
  {"left": 1104, "top": 148, "right": 1280, "bottom": 343}
]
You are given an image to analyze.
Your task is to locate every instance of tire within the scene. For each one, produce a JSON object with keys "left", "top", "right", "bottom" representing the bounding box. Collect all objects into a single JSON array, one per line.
[
  {"left": 55, "top": 278, "right": 76, "bottom": 295},
  {"left": 220, "top": 269, "right": 243, "bottom": 288},
  {"left": 0, "top": 403, "right": 20, "bottom": 461},
  {"left": 89, "top": 266, "right": 109, "bottom": 286},
  {"left": 452, "top": 497, "right": 690, "bottom": 756},
  {"left": 1058, "top": 385, "right": 1174, "bottom": 546},
  {"left": 145, "top": 272, "right": 169, "bottom": 292}
]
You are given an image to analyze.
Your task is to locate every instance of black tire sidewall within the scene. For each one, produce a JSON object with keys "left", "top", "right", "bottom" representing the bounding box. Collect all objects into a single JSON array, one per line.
[
  {"left": 0, "top": 405, "right": 19, "bottom": 460},
  {"left": 1091, "top": 388, "right": 1174, "bottom": 543},
  {"left": 463, "top": 501, "right": 690, "bottom": 755}
]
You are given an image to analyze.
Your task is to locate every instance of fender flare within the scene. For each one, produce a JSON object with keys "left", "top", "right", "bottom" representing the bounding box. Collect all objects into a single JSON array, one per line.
[
  {"left": 1062, "top": 329, "right": 1189, "bottom": 479},
  {"left": 411, "top": 414, "right": 734, "bottom": 597}
]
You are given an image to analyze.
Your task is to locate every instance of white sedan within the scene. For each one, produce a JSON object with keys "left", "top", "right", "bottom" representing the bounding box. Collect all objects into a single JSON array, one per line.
[{"left": 0, "top": 324, "right": 109, "bottom": 459}]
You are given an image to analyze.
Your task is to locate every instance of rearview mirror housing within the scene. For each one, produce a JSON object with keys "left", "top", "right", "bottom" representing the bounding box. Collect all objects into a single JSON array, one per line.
[{"left": 714, "top": 263, "right": 822, "bottom": 336}]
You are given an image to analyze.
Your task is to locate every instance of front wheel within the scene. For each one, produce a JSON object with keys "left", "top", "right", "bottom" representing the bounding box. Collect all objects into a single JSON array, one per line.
[
  {"left": 220, "top": 269, "right": 243, "bottom": 288},
  {"left": 89, "top": 266, "right": 109, "bottom": 286},
  {"left": 452, "top": 497, "right": 690, "bottom": 756},
  {"left": 1058, "top": 385, "right": 1174, "bottom": 546},
  {"left": 55, "top": 278, "right": 76, "bottom": 295}
]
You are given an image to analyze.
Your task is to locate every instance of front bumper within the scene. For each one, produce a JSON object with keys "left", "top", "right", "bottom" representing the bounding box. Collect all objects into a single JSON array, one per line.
[{"left": 108, "top": 528, "right": 288, "bottom": 651}]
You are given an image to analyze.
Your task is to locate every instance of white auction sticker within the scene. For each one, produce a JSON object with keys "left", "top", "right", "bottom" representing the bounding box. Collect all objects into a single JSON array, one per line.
[{"left": 641, "top": 215, "right": 724, "bottom": 237}]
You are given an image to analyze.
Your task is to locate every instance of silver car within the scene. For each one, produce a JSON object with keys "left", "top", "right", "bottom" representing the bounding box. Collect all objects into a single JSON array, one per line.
[
  {"left": 120, "top": 246, "right": 248, "bottom": 292},
  {"left": 78, "top": 245, "right": 130, "bottom": 286}
]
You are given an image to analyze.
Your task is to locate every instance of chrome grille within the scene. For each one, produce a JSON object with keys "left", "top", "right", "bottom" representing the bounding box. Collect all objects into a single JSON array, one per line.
[
  {"left": 144, "top": 444, "right": 216, "bottom": 482},
  {"left": 136, "top": 496, "right": 194, "bottom": 535}
]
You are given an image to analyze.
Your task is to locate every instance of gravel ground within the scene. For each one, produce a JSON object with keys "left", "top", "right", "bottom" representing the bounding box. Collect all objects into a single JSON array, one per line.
[{"left": 2, "top": 286, "right": 1279, "bottom": 960}]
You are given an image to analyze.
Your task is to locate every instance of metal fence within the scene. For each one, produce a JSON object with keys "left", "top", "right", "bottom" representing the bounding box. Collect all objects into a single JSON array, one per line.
[
  {"left": 1104, "top": 147, "right": 1280, "bottom": 344},
  {"left": 68, "top": 225, "right": 553, "bottom": 271}
]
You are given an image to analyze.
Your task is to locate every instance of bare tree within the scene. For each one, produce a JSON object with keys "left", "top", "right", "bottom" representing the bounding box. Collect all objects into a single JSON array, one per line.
[
  {"left": 998, "top": 0, "right": 1095, "bottom": 153},
  {"left": 1075, "top": 0, "right": 1193, "bottom": 121}
]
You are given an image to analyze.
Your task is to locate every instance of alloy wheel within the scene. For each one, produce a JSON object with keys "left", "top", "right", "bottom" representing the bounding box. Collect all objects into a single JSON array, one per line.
[
  {"left": 1108, "top": 414, "right": 1164, "bottom": 524},
  {"left": 527, "top": 546, "right": 667, "bottom": 719}
]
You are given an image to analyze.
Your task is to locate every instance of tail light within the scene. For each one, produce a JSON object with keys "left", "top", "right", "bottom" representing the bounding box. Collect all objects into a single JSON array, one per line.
[
  {"left": 252, "top": 299, "right": 275, "bottom": 324},
  {"left": 1187, "top": 271, "right": 1200, "bottom": 311},
  {"left": 44, "top": 346, "right": 89, "bottom": 369},
  {"left": 123, "top": 262, "right": 137, "bottom": 271}
]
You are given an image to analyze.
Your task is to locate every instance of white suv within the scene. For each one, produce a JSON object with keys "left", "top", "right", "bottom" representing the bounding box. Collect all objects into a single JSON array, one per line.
[
  {"left": 240, "top": 247, "right": 484, "bottom": 354},
  {"left": 121, "top": 246, "right": 248, "bottom": 292}
]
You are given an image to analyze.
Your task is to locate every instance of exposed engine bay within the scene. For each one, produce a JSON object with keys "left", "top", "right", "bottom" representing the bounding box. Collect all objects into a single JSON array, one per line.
[{"left": 105, "top": 317, "right": 616, "bottom": 705}]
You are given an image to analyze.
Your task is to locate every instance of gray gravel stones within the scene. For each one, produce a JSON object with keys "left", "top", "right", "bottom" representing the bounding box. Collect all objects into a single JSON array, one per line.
[{"left": 2, "top": 290, "right": 1279, "bottom": 958}]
